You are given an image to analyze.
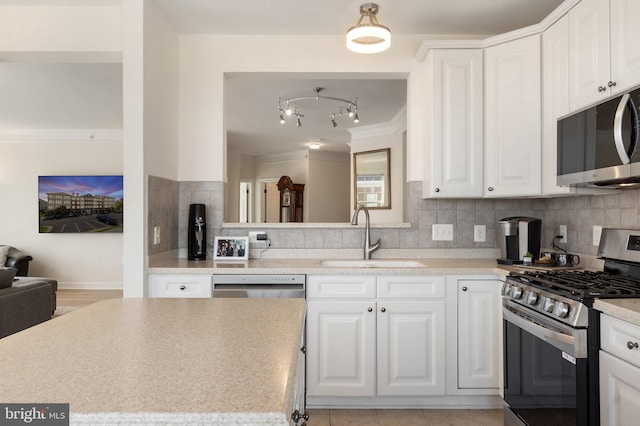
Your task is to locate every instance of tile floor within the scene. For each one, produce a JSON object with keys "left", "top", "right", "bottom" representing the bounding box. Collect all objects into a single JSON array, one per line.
[{"left": 306, "top": 409, "right": 504, "bottom": 426}]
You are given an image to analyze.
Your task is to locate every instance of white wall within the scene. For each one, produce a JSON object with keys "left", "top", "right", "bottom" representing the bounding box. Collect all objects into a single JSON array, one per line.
[
  {"left": 178, "top": 35, "right": 426, "bottom": 185},
  {"left": 0, "top": 140, "right": 123, "bottom": 288},
  {"left": 307, "top": 151, "right": 351, "bottom": 223},
  {"left": 0, "top": 3, "right": 125, "bottom": 290}
]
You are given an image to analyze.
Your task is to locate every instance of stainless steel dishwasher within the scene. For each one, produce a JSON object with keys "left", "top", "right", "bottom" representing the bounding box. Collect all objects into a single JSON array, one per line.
[{"left": 212, "top": 274, "right": 305, "bottom": 298}]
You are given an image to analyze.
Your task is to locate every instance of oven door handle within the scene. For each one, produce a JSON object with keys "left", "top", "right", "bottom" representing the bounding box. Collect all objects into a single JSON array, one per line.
[{"left": 503, "top": 305, "right": 586, "bottom": 358}]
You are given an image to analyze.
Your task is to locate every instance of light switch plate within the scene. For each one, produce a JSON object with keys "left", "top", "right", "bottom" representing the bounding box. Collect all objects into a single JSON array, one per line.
[
  {"left": 432, "top": 224, "right": 454, "bottom": 241},
  {"left": 153, "top": 226, "right": 160, "bottom": 245},
  {"left": 474, "top": 225, "right": 486, "bottom": 242},
  {"left": 593, "top": 225, "right": 603, "bottom": 246}
]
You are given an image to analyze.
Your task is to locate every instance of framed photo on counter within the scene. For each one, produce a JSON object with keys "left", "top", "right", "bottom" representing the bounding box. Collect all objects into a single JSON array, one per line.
[{"left": 214, "top": 236, "right": 249, "bottom": 261}]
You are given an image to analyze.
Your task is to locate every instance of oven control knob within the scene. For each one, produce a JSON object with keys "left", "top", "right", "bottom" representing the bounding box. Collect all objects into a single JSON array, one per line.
[
  {"left": 554, "top": 302, "right": 571, "bottom": 318},
  {"left": 525, "top": 291, "right": 539, "bottom": 306},
  {"left": 543, "top": 297, "right": 556, "bottom": 313},
  {"left": 510, "top": 286, "right": 523, "bottom": 299}
]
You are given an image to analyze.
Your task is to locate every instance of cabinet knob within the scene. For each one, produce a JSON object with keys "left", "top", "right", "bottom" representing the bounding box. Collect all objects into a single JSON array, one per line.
[
  {"left": 435, "top": 187, "right": 440, "bottom": 193},
  {"left": 598, "top": 85, "right": 607, "bottom": 92},
  {"left": 300, "top": 346, "right": 307, "bottom": 354},
  {"left": 627, "top": 341, "right": 639, "bottom": 350},
  {"left": 291, "top": 410, "right": 310, "bottom": 422},
  {"left": 380, "top": 307, "right": 386, "bottom": 313},
  {"left": 487, "top": 187, "right": 494, "bottom": 192},
  {"left": 608, "top": 80, "right": 617, "bottom": 88},
  {"left": 462, "top": 286, "right": 468, "bottom": 292},
  {"left": 179, "top": 285, "right": 186, "bottom": 290},
  {"left": 367, "top": 307, "right": 373, "bottom": 312}
]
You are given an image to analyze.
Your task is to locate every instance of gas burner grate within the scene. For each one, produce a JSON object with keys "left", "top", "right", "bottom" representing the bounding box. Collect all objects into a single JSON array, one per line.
[{"left": 511, "top": 270, "right": 640, "bottom": 300}]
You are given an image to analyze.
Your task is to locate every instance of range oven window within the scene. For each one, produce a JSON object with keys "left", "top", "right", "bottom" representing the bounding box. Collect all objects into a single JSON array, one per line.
[{"left": 504, "top": 320, "right": 589, "bottom": 425}]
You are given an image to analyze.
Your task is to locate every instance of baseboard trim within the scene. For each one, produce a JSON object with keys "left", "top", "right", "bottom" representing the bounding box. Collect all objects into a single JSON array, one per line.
[{"left": 57, "top": 282, "right": 123, "bottom": 290}]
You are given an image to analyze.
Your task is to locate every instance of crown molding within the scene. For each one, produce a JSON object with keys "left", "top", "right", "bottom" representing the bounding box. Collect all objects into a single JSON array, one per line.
[
  {"left": 415, "top": 0, "right": 581, "bottom": 59},
  {"left": 347, "top": 105, "right": 407, "bottom": 141},
  {"left": 0, "top": 129, "right": 122, "bottom": 141}
]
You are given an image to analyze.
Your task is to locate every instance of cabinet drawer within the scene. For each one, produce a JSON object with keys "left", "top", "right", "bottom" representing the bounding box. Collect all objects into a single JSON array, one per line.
[
  {"left": 307, "top": 275, "right": 376, "bottom": 299},
  {"left": 149, "top": 274, "right": 212, "bottom": 298},
  {"left": 377, "top": 275, "right": 445, "bottom": 299},
  {"left": 601, "top": 314, "right": 640, "bottom": 368}
]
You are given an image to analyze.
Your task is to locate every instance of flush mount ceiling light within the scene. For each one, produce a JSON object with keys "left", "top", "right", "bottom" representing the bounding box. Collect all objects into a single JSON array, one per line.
[
  {"left": 346, "top": 3, "right": 391, "bottom": 54},
  {"left": 308, "top": 142, "right": 321, "bottom": 150},
  {"left": 277, "top": 87, "right": 359, "bottom": 128}
]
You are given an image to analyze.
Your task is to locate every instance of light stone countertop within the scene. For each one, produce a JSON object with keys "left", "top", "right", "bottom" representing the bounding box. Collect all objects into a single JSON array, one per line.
[
  {"left": 0, "top": 298, "right": 306, "bottom": 425},
  {"left": 594, "top": 299, "right": 640, "bottom": 326},
  {"left": 149, "top": 254, "right": 509, "bottom": 277}
]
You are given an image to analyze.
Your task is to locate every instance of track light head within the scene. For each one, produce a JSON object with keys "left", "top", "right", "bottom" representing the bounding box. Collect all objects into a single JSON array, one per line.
[
  {"left": 353, "top": 111, "right": 360, "bottom": 123},
  {"left": 331, "top": 113, "right": 338, "bottom": 128},
  {"left": 296, "top": 115, "right": 302, "bottom": 127}
]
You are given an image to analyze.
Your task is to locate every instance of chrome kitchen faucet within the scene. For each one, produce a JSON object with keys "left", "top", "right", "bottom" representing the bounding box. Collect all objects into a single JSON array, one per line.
[{"left": 351, "top": 204, "right": 380, "bottom": 260}]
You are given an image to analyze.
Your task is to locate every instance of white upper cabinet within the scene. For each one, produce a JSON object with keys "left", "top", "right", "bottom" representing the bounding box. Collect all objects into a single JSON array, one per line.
[
  {"left": 610, "top": 0, "right": 640, "bottom": 93},
  {"left": 542, "top": 15, "right": 573, "bottom": 195},
  {"left": 484, "top": 34, "right": 542, "bottom": 197},
  {"left": 423, "top": 49, "right": 484, "bottom": 198},
  {"left": 569, "top": 0, "right": 640, "bottom": 111}
]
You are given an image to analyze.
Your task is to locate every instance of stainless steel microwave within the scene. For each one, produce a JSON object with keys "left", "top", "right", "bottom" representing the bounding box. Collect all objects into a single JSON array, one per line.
[{"left": 557, "top": 88, "right": 640, "bottom": 188}]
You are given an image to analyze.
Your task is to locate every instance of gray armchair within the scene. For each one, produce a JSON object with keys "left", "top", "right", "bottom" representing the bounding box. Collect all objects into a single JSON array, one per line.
[{"left": 5, "top": 247, "right": 33, "bottom": 276}]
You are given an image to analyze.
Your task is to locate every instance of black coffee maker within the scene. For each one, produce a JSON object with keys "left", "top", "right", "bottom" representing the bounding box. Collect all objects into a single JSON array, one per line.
[
  {"left": 188, "top": 204, "right": 207, "bottom": 260},
  {"left": 497, "top": 216, "right": 542, "bottom": 265}
]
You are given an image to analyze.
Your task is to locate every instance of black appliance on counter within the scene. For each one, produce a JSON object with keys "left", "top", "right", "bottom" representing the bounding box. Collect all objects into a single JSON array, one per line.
[
  {"left": 188, "top": 203, "right": 206, "bottom": 260},
  {"left": 497, "top": 217, "right": 542, "bottom": 265},
  {"left": 502, "top": 228, "right": 640, "bottom": 426}
]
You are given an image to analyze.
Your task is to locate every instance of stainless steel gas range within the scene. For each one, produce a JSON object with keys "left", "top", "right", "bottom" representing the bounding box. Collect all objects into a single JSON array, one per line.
[{"left": 502, "top": 228, "right": 640, "bottom": 426}]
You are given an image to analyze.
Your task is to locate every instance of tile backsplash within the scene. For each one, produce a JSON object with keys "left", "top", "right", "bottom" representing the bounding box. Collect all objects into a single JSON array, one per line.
[{"left": 147, "top": 176, "right": 640, "bottom": 258}]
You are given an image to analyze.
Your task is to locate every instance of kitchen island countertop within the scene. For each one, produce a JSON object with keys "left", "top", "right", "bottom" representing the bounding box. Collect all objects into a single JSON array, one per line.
[{"left": 0, "top": 298, "right": 306, "bottom": 425}]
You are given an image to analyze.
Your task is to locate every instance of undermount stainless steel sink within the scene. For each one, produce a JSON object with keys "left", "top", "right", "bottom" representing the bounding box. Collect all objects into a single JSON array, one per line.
[{"left": 320, "top": 260, "right": 425, "bottom": 268}]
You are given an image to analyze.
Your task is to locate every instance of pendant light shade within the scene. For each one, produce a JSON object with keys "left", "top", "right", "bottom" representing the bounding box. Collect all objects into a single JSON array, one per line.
[{"left": 346, "top": 3, "right": 391, "bottom": 54}]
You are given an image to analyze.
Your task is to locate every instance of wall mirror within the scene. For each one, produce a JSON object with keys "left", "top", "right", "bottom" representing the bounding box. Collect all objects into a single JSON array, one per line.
[
  {"left": 353, "top": 148, "right": 391, "bottom": 209},
  {"left": 224, "top": 73, "right": 407, "bottom": 224}
]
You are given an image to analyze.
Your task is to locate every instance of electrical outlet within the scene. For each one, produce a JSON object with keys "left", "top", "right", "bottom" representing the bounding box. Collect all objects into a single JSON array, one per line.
[
  {"left": 558, "top": 225, "right": 567, "bottom": 244},
  {"left": 474, "top": 225, "right": 486, "bottom": 242},
  {"left": 153, "top": 226, "right": 160, "bottom": 245},
  {"left": 432, "top": 224, "right": 454, "bottom": 241},
  {"left": 593, "top": 225, "right": 603, "bottom": 246},
  {"left": 249, "top": 231, "right": 266, "bottom": 243}
]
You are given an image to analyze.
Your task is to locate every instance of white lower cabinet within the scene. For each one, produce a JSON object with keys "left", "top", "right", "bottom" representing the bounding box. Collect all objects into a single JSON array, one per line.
[
  {"left": 456, "top": 279, "right": 502, "bottom": 390},
  {"left": 148, "top": 274, "right": 212, "bottom": 298},
  {"left": 600, "top": 314, "right": 640, "bottom": 425},
  {"left": 377, "top": 299, "right": 445, "bottom": 396},
  {"left": 306, "top": 275, "right": 446, "bottom": 399},
  {"left": 306, "top": 300, "right": 376, "bottom": 396}
]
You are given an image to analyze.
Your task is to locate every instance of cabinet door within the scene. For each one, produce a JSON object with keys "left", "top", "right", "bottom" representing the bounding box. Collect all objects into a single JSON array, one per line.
[
  {"left": 542, "top": 15, "right": 572, "bottom": 196},
  {"left": 610, "top": 0, "right": 640, "bottom": 94},
  {"left": 568, "top": 0, "right": 610, "bottom": 110},
  {"left": 600, "top": 351, "right": 640, "bottom": 426},
  {"left": 377, "top": 300, "right": 445, "bottom": 396},
  {"left": 457, "top": 280, "right": 501, "bottom": 389},
  {"left": 306, "top": 301, "right": 376, "bottom": 397},
  {"left": 425, "top": 49, "right": 484, "bottom": 198},
  {"left": 484, "top": 34, "right": 542, "bottom": 197}
]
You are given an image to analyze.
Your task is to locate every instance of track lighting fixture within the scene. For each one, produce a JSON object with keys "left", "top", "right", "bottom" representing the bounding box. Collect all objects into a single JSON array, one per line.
[
  {"left": 278, "top": 87, "right": 360, "bottom": 128},
  {"left": 331, "top": 113, "right": 338, "bottom": 128},
  {"left": 277, "top": 87, "right": 360, "bottom": 128},
  {"left": 346, "top": 3, "right": 391, "bottom": 54}
]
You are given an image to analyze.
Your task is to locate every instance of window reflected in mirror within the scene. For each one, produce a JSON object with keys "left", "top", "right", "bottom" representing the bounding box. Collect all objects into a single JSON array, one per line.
[{"left": 353, "top": 148, "right": 390, "bottom": 209}]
